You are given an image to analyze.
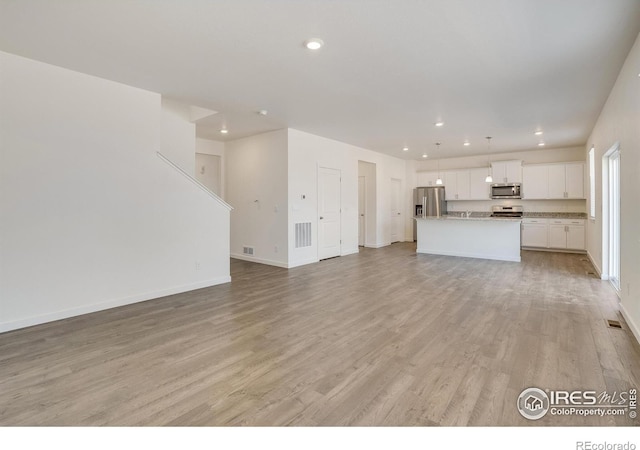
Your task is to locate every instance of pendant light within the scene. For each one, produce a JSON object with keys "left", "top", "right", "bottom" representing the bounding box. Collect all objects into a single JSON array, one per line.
[
  {"left": 435, "top": 143, "right": 443, "bottom": 185},
  {"left": 485, "top": 137, "right": 493, "bottom": 183}
]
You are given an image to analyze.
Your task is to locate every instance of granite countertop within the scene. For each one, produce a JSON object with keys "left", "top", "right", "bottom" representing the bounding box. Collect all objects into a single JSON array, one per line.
[
  {"left": 522, "top": 212, "right": 588, "bottom": 219},
  {"left": 444, "top": 211, "right": 588, "bottom": 219},
  {"left": 414, "top": 215, "right": 522, "bottom": 222}
]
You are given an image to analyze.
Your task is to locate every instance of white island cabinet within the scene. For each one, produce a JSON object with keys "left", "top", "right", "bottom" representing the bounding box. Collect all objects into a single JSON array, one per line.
[{"left": 415, "top": 216, "right": 521, "bottom": 262}]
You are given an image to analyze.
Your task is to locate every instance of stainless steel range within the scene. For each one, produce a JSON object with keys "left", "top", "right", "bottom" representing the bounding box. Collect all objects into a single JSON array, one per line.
[{"left": 491, "top": 205, "right": 523, "bottom": 218}]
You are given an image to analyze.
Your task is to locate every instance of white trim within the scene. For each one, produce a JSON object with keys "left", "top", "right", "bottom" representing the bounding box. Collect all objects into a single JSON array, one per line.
[
  {"left": 586, "top": 250, "right": 606, "bottom": 280},
  {"left": 157, "top": 151, "right": 232, "bottom": 211},
  {"left": 365, "top": 242, "right": 389, "bottom": 249},
  {"left": 287, "top": 257, "right": 320, "bottom": 268},
  {"left": 231, "top": 254, "right": 289, "bottom": 268},
  {"left": 521, "top": 247, "right": 586, "bottom": 255},
  {"left": 416, "top": 248, "right": 521, "bottom": 262},
  {"left": 620, "top": 303, "right": 640, "bottom": 345},
  {"left": 0, "top": 276, "right": 231, "bottom": 334}
]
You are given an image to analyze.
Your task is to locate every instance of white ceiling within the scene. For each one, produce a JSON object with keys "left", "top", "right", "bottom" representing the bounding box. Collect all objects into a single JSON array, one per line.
[{"left": 1, "top": 0, "right": 639, "bottom": 159}]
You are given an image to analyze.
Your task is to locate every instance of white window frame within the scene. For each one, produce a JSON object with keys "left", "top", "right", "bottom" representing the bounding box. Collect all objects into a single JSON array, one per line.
[{"left": 589, "top": 146, "right": 596, "bottom": 219}]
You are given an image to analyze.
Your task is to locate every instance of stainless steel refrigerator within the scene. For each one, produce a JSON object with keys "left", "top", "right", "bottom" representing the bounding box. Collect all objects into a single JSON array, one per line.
[{"left": 413, "top": 186, "right": 447, "bottom": 240}]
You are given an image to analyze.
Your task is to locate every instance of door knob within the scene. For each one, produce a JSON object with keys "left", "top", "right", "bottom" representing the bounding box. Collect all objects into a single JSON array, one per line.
[{"left": 320, "top": 216, "right": 324, "bottom": 220}]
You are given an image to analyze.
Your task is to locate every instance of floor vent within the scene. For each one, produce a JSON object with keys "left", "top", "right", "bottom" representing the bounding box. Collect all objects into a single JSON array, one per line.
[
  {"left": 295, "top": 222, "right": 312, "bottom": 248},
  {"left": 606, "top": 319, "right": 623, "bottom": 329},
  {"left": 586, "top": 271, "right": 597, "bottom": 276},
  {"left": 243, "top": 246, "right": 254, "bottom": 256}
]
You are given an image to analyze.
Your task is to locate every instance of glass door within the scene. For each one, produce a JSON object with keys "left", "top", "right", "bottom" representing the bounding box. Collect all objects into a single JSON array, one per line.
[{"left": 608, "top": 148, "right": 620, "bottom": 292}]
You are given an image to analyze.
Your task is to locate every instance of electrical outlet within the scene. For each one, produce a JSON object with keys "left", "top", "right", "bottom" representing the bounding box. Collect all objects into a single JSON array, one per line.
[
  {"left": 274, "top": 245, "right": 278, "bottom": 253},
  {"left": 195, "top": 261, "right": 201, "bottom": 271}
]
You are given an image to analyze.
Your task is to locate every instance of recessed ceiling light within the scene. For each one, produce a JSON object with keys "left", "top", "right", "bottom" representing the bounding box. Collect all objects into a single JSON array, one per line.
[
  {"left": 304, "top": 38, "right": 324, "bottom": 50},
  {"left": 257, "top": 110, "right": 268, "bottom": 116},
  {"left": 402, "top": 147, "right": 409, "bottom": 152},
  {"left": 534, "top": 130, "right": 543, "bottom": 135},
  {"left": 434, "top": 121, "right": 444, "bottom": 127},
  {"left": 538, "top": 142, "right": 545, "bottom": 146},
  {"left": 463, "top": 141, "right": 470, "bottom": 146},
  {"left": 220, "top": 128, "right": 229, "bottom": 134},
  {"left": 422, "top": 154, "right": 428, "bottom": 158}
]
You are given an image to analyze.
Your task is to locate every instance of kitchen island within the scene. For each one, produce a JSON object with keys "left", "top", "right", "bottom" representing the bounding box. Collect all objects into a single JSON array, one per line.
[{"left": 415, "top": 215, "right": 522, "bottom": 262}]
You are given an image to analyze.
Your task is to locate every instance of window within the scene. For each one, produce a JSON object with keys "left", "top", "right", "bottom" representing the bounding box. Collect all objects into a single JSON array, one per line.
[
  {"left": 607, "top": 148, "right": 620, "bottom": 291},
  {"left": 589, "top": 146, "right": 596, "bottom": 218}
]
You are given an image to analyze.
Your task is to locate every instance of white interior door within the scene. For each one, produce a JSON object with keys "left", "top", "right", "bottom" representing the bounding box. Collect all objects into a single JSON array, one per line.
[
  {"left": 319, "top": 167, "right": 341, "bottom": 259},
  {"left": 358, "top": 176, "right": 366, "bottom": 246},
  {"left": 195, "top": 153, "right": 221, "bottom": 196},
  {"left": 390, "top": 178, "right": 402, "bottom": 243}
]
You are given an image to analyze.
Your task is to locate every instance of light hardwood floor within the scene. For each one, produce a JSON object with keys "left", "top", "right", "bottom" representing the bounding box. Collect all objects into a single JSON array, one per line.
[{"left": 1, "top": 243, "right": 639, "bottom": 426}]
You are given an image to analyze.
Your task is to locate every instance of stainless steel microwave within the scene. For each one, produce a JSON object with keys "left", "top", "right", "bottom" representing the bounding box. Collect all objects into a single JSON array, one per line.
[{"left": 491, "top": 183, "right": 521, "bottom": 199}]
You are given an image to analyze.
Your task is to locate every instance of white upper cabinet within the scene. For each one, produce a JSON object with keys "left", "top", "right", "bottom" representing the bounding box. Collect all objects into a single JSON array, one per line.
[
  {"left": 491, "top": 160, "right": 522, "bottom": 183},
  {"left": 443, "top": 170, "right": 470, "bottom": 200},
  {"left": 564, "top": 163, "right": 585, "bottom": 199},
  {"left": 416, "top": 171, "right": 439, "bottom": 187},
  {"left": 524, "top": 162, "right": 585, "bottom": 199},
  {"left": 468, "top": 168, "right": 491, "bottom": 200},
  {"left": 522, "top": 165, "right": 549, "bottom": 199},
  {"left": 547, "top": 165, "right": 567, "bottom": 198}
]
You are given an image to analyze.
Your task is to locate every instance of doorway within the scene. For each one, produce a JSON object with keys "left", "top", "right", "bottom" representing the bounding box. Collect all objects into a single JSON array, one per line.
[
  {"left": 358, "top": 176, "right": 366, "bottom": 247},
  {"left": 390, "top": 178, "right": 402, "bottom": 243},
  {"left": 318, "top": 167, "right": 341, "bottom": 260},
  {"left": 358, "top": 161, "right": 377, "bottom": 247},
  {"left": 195, "top": 153, "right": 222, "bottom": 196}
]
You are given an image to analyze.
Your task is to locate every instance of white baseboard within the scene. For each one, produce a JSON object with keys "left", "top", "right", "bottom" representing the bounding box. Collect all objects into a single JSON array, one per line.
[
  {"left": 0, "top": 276, "right": 231, "bottom": 334},
  {"left": 231, "top": 253, "right": 289, "bottom": 268},
  {"left": 287, "top": 257, "right": 319, "bottom": 268},
  {"left": 620, "top": 303, "right": 640, "bottom": 345},
  {"left": 365, "top": 242, "right": 389, "bottom": 249},
  {"left": 587, "top": 250, "right": 606, "bottom": 280},
  {"left": 416, "top": 248, "right": 521, "bottom": 263}
]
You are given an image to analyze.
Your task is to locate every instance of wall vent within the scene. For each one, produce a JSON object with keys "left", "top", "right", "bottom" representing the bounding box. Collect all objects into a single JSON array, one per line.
[
  {"left": 295, "top": 222, "right": 312, "bottom": 248},
  {"left": 243, "top": 246, "right": 254, "bottom": 256}
]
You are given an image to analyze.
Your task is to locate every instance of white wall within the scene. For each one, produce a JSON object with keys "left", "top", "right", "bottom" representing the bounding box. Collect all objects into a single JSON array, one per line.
[
  {"left": 585, "top": 32, "right": 640, "bottom": 342},
  {"left": 226, "top": 129, "right": 289, "bottom": 267},
  {"left": 160, "top": 98, "right": 196, "bottom": 173},
  {"left": 0, "top": 51, "right": 231, "bottom": 332},
  {"left": 288, "top": 129, "right": 408, "bottom": 268}
]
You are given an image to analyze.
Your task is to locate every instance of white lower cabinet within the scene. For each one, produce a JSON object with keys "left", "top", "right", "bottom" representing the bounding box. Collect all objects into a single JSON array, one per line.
[
  {"left": 549, "top": 219, "right": 586, "bottom": 250},
  {"left": 566, "top": 225, "right": 586, "bottom": 250},
  {"left": 548, "top": 224, "right": 567, "bottom": 248},
  {"left": 521, "top": 219, "right": 549, "bottom": 247},
  {"left": 521, "top": 218, "right": 585, "bottom": 251}
]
